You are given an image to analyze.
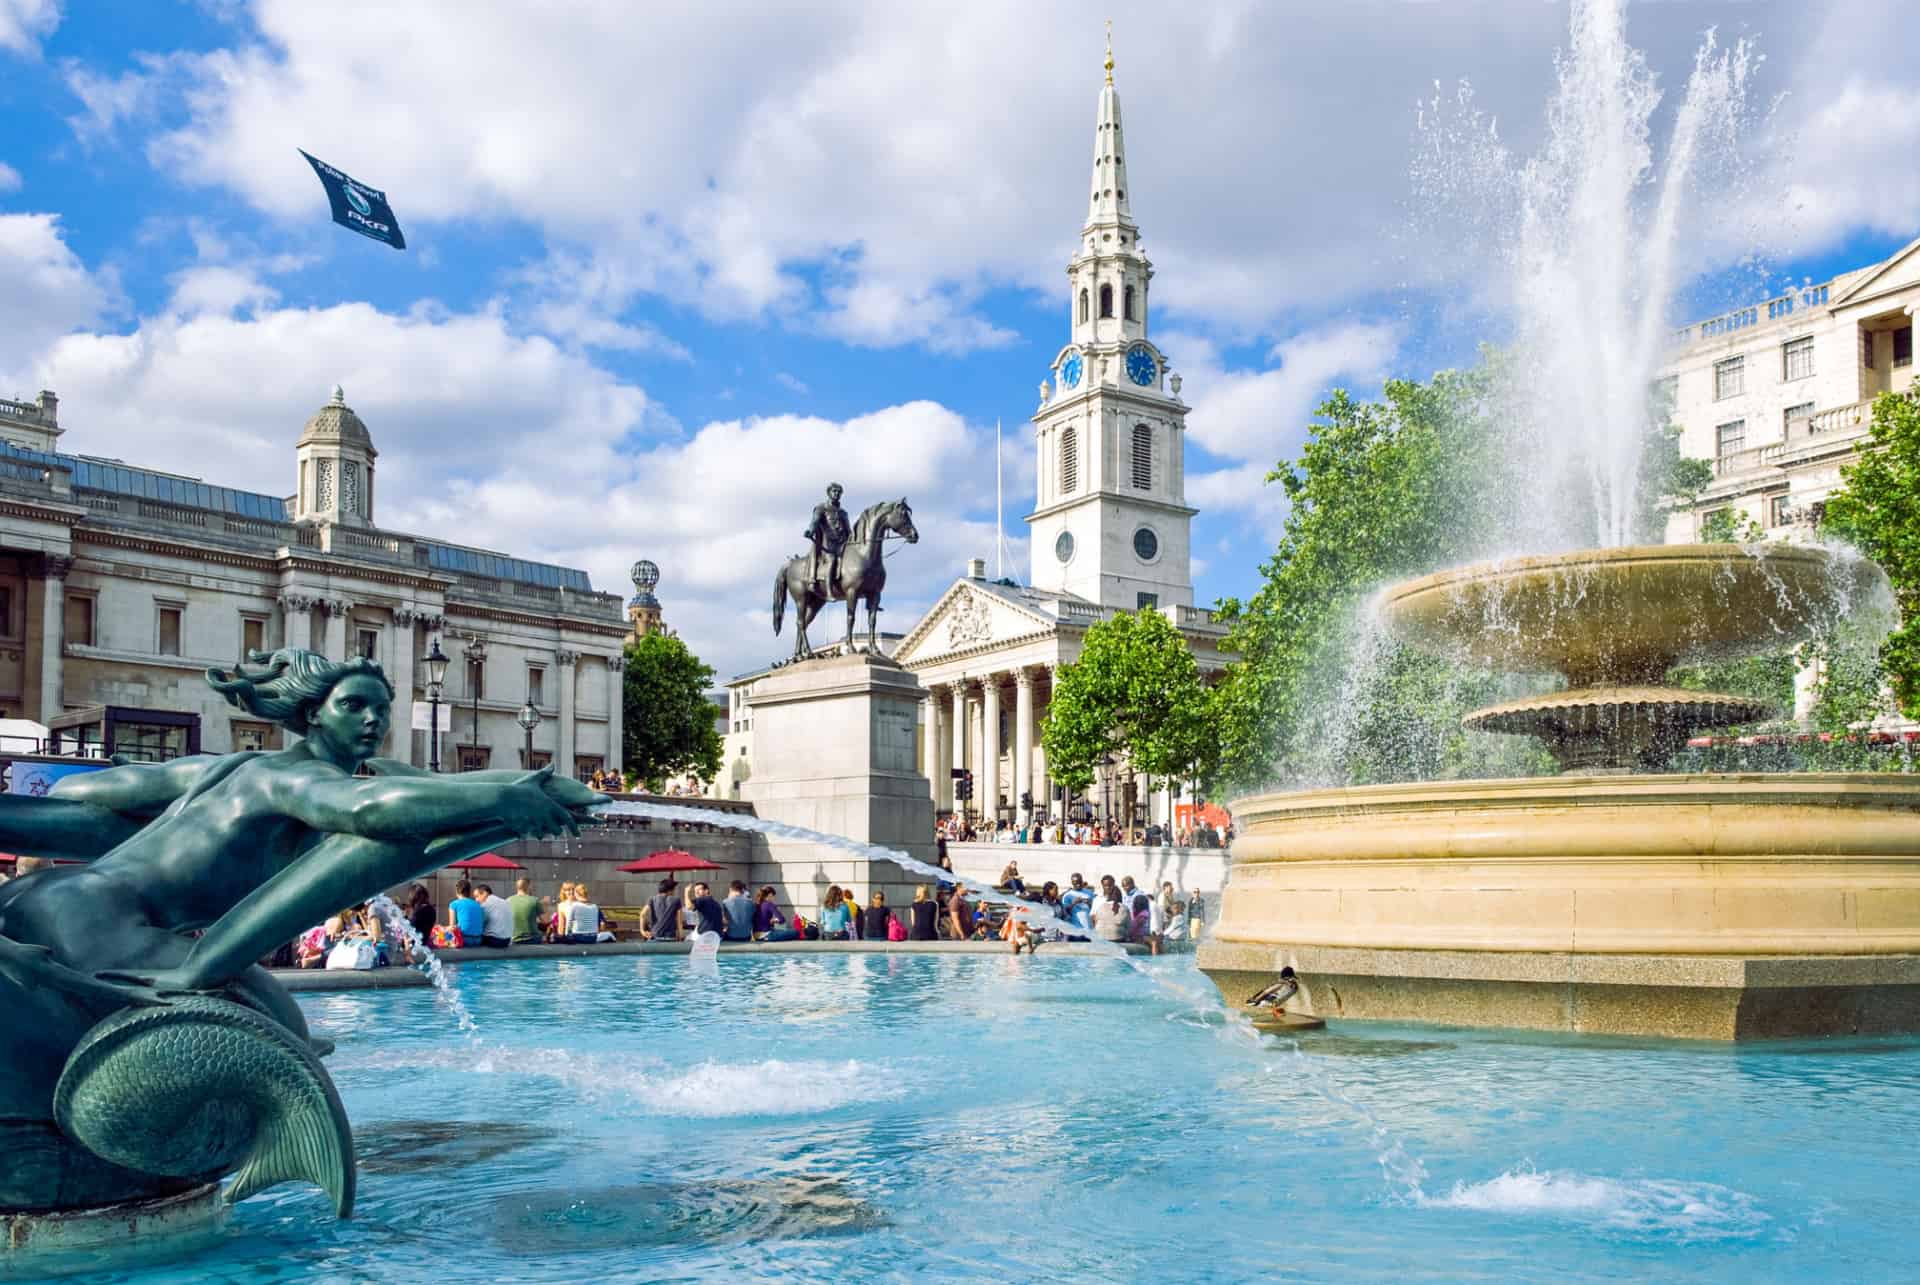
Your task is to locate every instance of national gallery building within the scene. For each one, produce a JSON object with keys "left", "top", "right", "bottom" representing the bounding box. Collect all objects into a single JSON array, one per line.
[{"left": 0, "top": 387, "right": 629, "bottom": 776}]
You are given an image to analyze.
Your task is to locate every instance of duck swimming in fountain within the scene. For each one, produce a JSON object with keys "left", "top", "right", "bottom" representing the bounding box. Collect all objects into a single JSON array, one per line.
[{"left": 0, "top": 649, "right": 604, "bottom": 1222}]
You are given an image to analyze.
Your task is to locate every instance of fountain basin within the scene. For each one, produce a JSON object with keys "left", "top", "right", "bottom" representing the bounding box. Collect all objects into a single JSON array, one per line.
[{"left": 1198, "top": 773, "right": 1920, "bottom": 1039}]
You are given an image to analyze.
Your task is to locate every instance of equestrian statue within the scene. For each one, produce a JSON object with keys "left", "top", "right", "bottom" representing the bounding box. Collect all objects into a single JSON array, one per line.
[
  {"left": 0, "top": 649, "right": 605, "bottom": 1221},
  {"left": 773, "top": 487, "right": 918, "bottom": 659}
]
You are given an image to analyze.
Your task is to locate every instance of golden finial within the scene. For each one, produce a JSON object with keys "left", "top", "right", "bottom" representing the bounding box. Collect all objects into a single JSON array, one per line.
[{"left": 1104, "top": 20, "right": 1114, "bottom": 85}]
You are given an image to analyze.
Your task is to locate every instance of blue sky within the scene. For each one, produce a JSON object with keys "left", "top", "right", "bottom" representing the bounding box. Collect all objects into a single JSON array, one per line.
[{"left": 1, "top": 1, "right": 1914, "bottom": 679}]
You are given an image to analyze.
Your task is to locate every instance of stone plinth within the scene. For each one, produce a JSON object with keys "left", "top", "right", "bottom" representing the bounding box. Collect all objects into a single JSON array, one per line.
[
  {"left": 1199, "top": 772, "right": 1920, "bottom": 1039},
  {"left": 2, "top": 1182, "right": 223, "bottom": 1275},
  {"left": 742, "top": 652, "right": 934, "bottom": 914}
]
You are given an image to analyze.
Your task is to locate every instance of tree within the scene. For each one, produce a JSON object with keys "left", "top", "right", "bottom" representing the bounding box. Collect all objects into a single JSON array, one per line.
[
  {"left": 1821, "top": 391, "right": 1920, "bottom": 718},
  {"left": 1042, "top": 609, "right": 1214, "bottom": 802},
  {"left": 621, "top": 633, "right": 724, "bottom": 788}
]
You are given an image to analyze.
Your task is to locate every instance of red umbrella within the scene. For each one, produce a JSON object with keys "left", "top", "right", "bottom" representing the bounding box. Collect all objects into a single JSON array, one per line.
[
  {"left": 615, "top": 850, "right": 723, "bottom": 874},
  {"left": 446, "top": 852, "right": 525, "bottom": 871}
]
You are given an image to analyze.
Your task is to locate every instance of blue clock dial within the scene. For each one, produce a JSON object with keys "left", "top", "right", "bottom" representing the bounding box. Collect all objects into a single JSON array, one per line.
[
  {"left": 1126, "top": 345, "right": 1156, "bottom": 386},
  {"left": 1061, "top": 352, "right": 1083, "bottom": 389}
]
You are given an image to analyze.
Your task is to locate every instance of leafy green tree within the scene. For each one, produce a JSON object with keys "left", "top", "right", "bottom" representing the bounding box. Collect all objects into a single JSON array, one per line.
[
  {"left": 1042, "top": 609, "right": 1214, "bottom": 799},
  {"left": 1668, "top": 507, "right": 1794, "bottom": 720},
  {"left": 1822, "top": 391, "right": 1920, "bottom": 718},
  {"left": 621, "top": 632, "right": 724, "bottom": 788}
]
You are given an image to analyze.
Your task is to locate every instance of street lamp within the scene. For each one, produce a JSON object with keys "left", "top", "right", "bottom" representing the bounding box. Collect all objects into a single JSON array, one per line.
[
  {"left": 463, "top": 634, "right": 488, "bottom": 769},
  {"left": 516, "top": 698, "right": 542, "bottom": 769},
  {"left": 421, "top": 637, "right": 450, "bottom": 773}
]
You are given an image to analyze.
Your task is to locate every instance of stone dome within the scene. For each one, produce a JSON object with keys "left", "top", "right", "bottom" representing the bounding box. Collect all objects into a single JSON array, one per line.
[{"left": 297, "top": 385, "right": 377, "bottom": 456}]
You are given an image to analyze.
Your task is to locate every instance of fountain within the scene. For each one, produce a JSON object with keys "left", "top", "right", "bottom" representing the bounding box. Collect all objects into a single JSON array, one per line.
[
  {"left": 1199, "top": 0, "right": 1919, "bottom": 1041},
  {"left": 1198, "top": 541, "right": 1920, "bottom": 1039}
]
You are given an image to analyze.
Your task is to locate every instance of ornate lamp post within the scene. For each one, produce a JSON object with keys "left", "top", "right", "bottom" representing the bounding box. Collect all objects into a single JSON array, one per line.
[
  {"left": 463, "top": 634, "right": 487, "bottom": 769},
  {"left": 421, "top": 637, "right": 450, "bottom": 773},
  {"left": 516, "top": 698, "right": 541, "bottom": 769}
]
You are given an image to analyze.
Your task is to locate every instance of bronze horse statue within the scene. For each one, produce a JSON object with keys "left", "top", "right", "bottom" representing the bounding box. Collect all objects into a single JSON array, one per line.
[{"left": 773, "top": 498, "right": 917, "bottom": 659}]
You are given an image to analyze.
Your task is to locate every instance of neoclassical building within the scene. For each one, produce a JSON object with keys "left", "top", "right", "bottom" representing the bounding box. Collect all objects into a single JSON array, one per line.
[
  {"left": 892, "top": 49, "right": 1229, "bottom": 823},
  {"left": 1660, "top": 234, "right": 1918, "bottom": 542},
  {"left": 0, "top": 386, "right": 629, "bottom": 775}
]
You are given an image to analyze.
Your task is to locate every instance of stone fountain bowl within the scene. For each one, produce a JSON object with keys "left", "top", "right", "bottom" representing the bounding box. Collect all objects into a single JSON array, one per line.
[{"left": 1380, "top": 543, "right": 1879, "bottom": 685}]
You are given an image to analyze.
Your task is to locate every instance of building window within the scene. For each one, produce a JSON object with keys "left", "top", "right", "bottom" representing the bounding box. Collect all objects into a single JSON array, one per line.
[
  {"left": 156, "top": 604, "right": 182, "bottom": 657},
  {"left": 1862, "top": 331, "right": 1876, "bottom": 370},
  {"left": 522, "top": 749, "right": 552, "bottom": 770},
  {"left": 1783, "top": 402, "right": 1815, "bottom": 436},
  {"left": 1714, "top": 420, "right": 1746, "bottom": 458},
  {"left": 1131, "top": 423, "right": 1152, "bottom": 489},
  {"left": 575, "top": 754, "right": 604, "bottom": 783},
  {"left": 1123, "top": 284, "right": 1136, "bottom": 321},
  {"left": 466, "top": 657, "right": 485, "bottom": 701},
  {"left": 1061, "top": 425, "right": 1078, "bottom": 495},
  {"left": 1078, "top": 289, "right": 1089, "bottom": 324},
  {"left": 1782, "top": 336, "right": 1814, "bottom": 381},
  {"left": 527, "top": 666, "right": 545, "bottom": 706},
  {"left": 241, "top": 614, "right": 267, "bottom": 658},
  {"left": 1768, "top": 494, "right": 1793, "bottom": 528},
  {"left": 356, "top": 627, "right": 378, "bottom": 660},
  {"left": 1098, "top": 284, "right": 1113, "bottom": 318},
  {"left": 316, "top": 458, "right": 334, "bottom": 509},
  {"left": 232, "top": 720, "right": 276, "bottom": 752},
  {"left": 64, "top": 594, "right": 94, "bottom": 647},
  {"left": 457, "top": 746, "right": 490, "bottom": 772},
  {"left": 1136, "top": 592, "right": 1159, "bottom": 611},
  {"left": 1896, "top": 326, "right": 1914, "bottom": 369},
  {"left": 1713, "top": 355, "right": 1745, "bottom": 401},
  {"left": 0, "top": 587, "right": 11, "bottom": 639}
]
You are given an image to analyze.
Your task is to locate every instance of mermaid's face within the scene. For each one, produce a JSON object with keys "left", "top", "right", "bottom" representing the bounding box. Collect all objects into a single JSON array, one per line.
[{"left": 307, "top": 673, "right": 392, "bottom": 764}]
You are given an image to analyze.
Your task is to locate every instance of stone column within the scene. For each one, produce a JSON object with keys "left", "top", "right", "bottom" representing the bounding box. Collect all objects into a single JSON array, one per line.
[
  {"left": 1034, "top": 668, "right": 1053, "bottom": 818},
  {"left": 555, "top": 648, "right": 578, "bottom": 779},
  {"left": 931, "top": 685, "right": 951, "bottom": 809},
  {"left": 276, "top": 593, "right": 311, "bottom": 651},
  {"left": 35, "top": 554, "right": 72, "bottom": 722},
  {"left": 921, "top": 690, "right": 940, "bottom": 784},
  {"left": 321, "top": 598, "right": 351, "bottom": 659},
  {"left": 982, "top": 674, "right": 1002, "bottom": 821},
  {"left": 606, "top": 654, "right": 626, "bottom": 779},
  {"left": 388, "top": 608, "right": 418, "bottom": 764},
  {"left": 1014, "top": 668, "right": 1034, "bottom": 818}
]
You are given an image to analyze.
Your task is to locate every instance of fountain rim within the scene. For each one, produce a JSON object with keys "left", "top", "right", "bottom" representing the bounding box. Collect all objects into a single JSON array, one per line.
[
  {"left": 1227, "top": 770, "right": 1920, "bottom": 823},
  {"left": 1379, "top": 540, "right": 1840, "bottom": 612}
]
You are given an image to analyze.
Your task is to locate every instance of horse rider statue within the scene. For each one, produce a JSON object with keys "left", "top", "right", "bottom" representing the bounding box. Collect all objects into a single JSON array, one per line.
[{"left": 805, "top": 482, "right": 852, "bottom": 598}]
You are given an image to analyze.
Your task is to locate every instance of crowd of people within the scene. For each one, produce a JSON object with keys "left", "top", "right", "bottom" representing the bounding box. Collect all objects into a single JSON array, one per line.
[
  {"left": 935, "top": 814, "right": 1231, "bottom": 849},
  {"left": 285, "top": 856, "right": 1209, "bottom": 969}
]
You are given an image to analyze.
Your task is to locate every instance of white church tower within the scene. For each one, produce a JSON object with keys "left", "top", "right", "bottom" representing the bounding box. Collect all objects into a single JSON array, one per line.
[{"left": 1027, "top": 31, "right": 1195, "bottom": 612}]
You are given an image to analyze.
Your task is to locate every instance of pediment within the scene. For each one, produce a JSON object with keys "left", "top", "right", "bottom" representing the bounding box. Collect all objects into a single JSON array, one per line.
[
  {"left": 894, "top": 579, "right": 1058, "bottom": 665},
  {"left": 1832, "top": 235, "right": 1920, "bottom": 307}
]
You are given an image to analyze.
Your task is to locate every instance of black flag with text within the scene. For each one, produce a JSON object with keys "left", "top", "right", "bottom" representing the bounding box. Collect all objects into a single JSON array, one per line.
[{"left": 300, "top": 150, "right": 406, "bottom": 250}]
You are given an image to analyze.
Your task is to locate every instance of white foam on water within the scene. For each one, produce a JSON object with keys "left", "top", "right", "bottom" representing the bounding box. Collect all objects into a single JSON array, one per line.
[
  {"left": 358, "top": 1045, "right": 901, "bottom": 1118},
  {"left": 1420, "top": 1166, "right": 1770, "bottom": 1241}
]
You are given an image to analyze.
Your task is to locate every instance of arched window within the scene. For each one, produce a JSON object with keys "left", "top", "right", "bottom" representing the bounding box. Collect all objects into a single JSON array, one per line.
[
  {"left": 1131, "top": 424, "right": 1152, "bottom": 489},
  {"left": 1078, "top": 289, "right": 1089, "bottom": 324},
  {"left": 1098, "top": 284, "right": 1114, "bottom": 319},
  {"left": 1061, "top": 425, "right": 1079, "bottom": 495},
  {"left": 1123, "top": 285, "right": 1136, "bottom": 321}
]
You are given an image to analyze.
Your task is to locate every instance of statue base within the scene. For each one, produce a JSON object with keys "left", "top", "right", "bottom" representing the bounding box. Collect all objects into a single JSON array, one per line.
[
  {"left": 2, "top": 1183, "right": 224, "bottom": 1278},
  {"left": 742, "top": 651, "right": 934, "bottom": 915}
]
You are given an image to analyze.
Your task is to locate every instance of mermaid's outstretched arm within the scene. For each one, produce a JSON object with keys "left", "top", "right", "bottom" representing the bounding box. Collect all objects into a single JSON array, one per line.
[{"left": 0, "top": 793, "right": 146, "bottom": 861}]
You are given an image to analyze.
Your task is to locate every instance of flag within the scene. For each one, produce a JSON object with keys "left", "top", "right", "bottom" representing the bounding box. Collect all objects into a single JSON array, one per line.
[{"left": 300, "top": 149, "right": 406, "bottom": 250}]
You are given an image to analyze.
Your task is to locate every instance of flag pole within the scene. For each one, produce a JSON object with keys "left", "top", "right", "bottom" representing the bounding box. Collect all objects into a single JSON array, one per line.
[{"left": 995, "top": 418, "right": 1004, "bottom": 581}]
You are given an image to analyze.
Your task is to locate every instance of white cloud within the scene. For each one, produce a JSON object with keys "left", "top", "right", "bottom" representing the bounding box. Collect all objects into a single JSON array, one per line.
[
  {"left": 773, "top": 371, "right": 809, "bottom": 396},
  {"left": 0, "top": 0, "right": 57, "bottom": 56},
  {"left": 0, "top": 213, "right": 113, "bottom": 381},
  {"left": 0, "top": 160, "right": 20, "bottom": 192}
]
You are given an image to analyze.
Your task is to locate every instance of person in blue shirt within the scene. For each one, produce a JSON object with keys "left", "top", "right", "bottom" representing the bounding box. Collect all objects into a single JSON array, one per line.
[{"left": 447, "top": 879, "right": 485, "bottom": 945}]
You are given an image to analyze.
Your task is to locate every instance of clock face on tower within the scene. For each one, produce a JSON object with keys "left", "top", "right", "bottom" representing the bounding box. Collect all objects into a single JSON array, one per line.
[
  {"left": 1054, "top": 531, "right": 1076, "bottom": 563},
  {"left": 1126, "top": 345, "right": 1157, "bottom": 386},
  {"left": 1060, "top": 351, "right": 1083, "bottom": 389}
]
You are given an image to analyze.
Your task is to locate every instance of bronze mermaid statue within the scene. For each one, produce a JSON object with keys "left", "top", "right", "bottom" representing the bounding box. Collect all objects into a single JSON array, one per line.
[{"left": 0, "top": 648, "right": 605, "bottom": 1218}]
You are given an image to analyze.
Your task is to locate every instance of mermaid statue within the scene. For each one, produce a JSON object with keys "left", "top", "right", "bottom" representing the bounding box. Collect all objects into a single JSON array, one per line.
[{"left": 0, "top": 649, "right": 604, "bottom": 1220}]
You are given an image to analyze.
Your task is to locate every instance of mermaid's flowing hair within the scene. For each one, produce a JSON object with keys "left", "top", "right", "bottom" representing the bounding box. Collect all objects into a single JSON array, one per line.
[{"left": 205, "top": 648, "right": 394, "bottom": 735}]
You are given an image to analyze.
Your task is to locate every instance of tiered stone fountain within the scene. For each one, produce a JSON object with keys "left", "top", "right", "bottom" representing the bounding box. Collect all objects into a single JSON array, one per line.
[{"left": 1198, "top": 543, "right": 1920, "bottom": 1040}]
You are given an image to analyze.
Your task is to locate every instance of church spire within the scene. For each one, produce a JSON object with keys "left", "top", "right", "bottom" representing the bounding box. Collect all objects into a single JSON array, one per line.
[{"left": 1086, "top": 24, "right": 1135, "bottom": 234}]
